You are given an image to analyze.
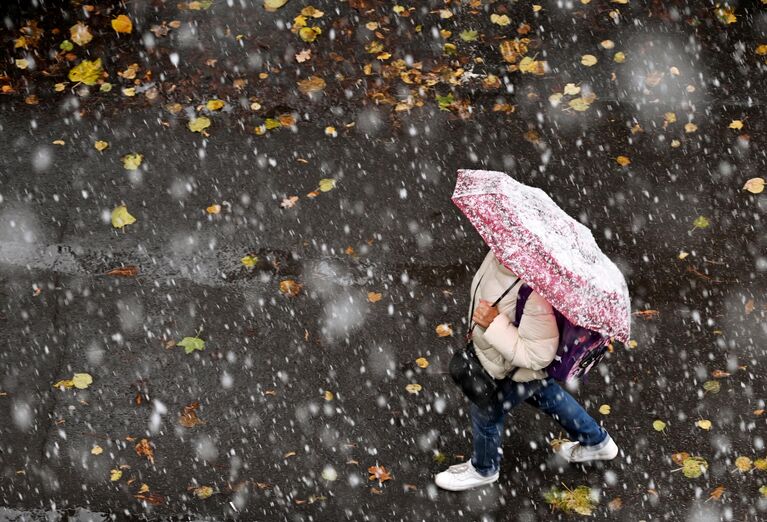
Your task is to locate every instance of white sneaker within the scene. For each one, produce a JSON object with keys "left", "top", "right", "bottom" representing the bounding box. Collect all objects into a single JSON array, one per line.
[
  {"left": 556, "top": 435, "right": 619, "bottom": 463},
  {"left": 434, "top": 460, "right": 499, "bottom": 491}
]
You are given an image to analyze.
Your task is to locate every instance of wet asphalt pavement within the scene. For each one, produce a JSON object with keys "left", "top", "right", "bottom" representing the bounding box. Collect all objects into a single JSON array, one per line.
[{"left": 2, "top": 0, "right": 767, "bottom": 520}]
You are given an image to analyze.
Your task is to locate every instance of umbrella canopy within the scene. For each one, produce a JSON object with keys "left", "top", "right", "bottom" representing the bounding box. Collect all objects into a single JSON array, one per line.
[{"left": 452, "top": 169, "right": 631, "bottom": 343}]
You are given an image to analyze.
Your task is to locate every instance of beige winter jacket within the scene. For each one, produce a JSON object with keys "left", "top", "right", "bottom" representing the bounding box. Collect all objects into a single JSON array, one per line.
[{"left": 468, "top": 250, "right": 560, "bottom": 382}]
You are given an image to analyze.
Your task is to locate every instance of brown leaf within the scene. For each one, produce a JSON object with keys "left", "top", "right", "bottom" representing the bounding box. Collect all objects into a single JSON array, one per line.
[
  {"left": 607, "top": 497, "right": 623, "bottom": 511},
  {"left": 711, "top": 370, "right": 730, "bottom": 378},
  {"left": 279, "top": 279, "right": 302, "bottom": 297},
  {"left": 135, "top": 438, "right": 155, "bottom": 464},
  {"left": 179, "top": 401, "right": 205, "bottom": 428},
  {"left": 672, "top": 452, "right": 690, "bottom": 466},
  {"left": 708, "top": 485, "right": 725, "bottom": 501},
  {"left": 133, "top": 492, "right": 164, "bottom": 505},
  {"left": 368, "top": 465, "right": 392, "bottom": 483},
  {"left": 106, "top": 266, "right": 139, "bottom": 277}
]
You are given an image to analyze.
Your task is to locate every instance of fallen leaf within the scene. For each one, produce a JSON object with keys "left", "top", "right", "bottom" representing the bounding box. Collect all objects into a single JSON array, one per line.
[
  {"left": 94, "top": 140, "right": 109, "bottom": 151},
  {"left": 460, "top": 29, "right": 479, "bottom": 42},
  {"left": 743, "top": 177, "right": 765, "bottom": 194},
  {"left": 52, "top": 379, "right": 74, "bottom": 389},
  {"left": 110, "top": 469, "right": 123, "bottom": 481},
  {"left": 70, "top": 22, "right": 93, "bottom": 46},
  {"left": 193, "top": 485, "right": 214, "bottom": 499},
  {"left": 405, "top": 383, "right": 422, "bottom": 394},
  {"left": 264, "top": 0, "right": 288, "bottom": 12},
  {"left": 52, "top": 140, "right": 65, "bottom": 146},
  {"left": 206, "top": 99, "right": 225, "bottom": 111},
  {"left": 708, "top": 485, "right": 725, "bottom": 501},
  {"left": 613, "top": 52, "right": 626, "bottom": 63},
  {"left": 652, "top": 419, "right": 667, "bottom": 432},
  {"left": 111, "top": 206, "right": 136, "bottom": 229},
  {"left": 135, "top": 438, "right": 155, "bottom": 464},
  {"left": 206, "top": 204, "right": 221, "bottom": 214},
  {"left": 188, "top": 116, "right": 211, "bottom": 133},
  {"left": 295, "top": 49, "right": 312, "bottom": 62},
  {"left": 112, "top": 15, "right": 133, "bottom": 34},
  {"left": 91, "top": 445, "right": 103, "bottom": 455},
  {"left": 415, "top": 357, "right": 429, "bottom": 369},
  {"left": 280, "top": 196, "right": 299, "bottom": 208},
  {"left": 580, "top": 54, "right": 597, "bottom": 66},
  {"left": 616, "top": 156, "right": 631, "bottom": 166},
  {"left": 435, "top": 323, "right": 453, "bottom": 337},
  {"left": 367, "top": 291, "right": 382, "bottom": 303},
  {"left": 711, "top": 370, "right": 730, "bottom": 378},
  {"left": 703, "top": 380, "right": 720, "bottom": 393},
  {"left": 695, "top": 419, "right": 712, "bottom": 430},
  {"left": 729, "top": 119, "right": 744, "bottom": 130},
  {"left": 368, "top": 465, "right": 392, "bottom": 483},
  {"left": 735, "top": 456, "right": 753, "bottom": 472},
  {"left": 685, "top": 122, "right": 698, "bottom": 133},
  {"left": 318, "top": 178, "right": 337, "bottom": 192},
  {"left": 607, "top": 497, "right": 623, "bottom": 511},
  {"left": 122, "top": 153, "right": 143, "bottom": 170},
  {"left": 178, "top": 337, "right": 206, "bottom": 354},
  {"left": 179, "top": 401, "right": 205, "bottom": 427},
  {"left": 72, "top": 373, "right": 93, "bottom": 389},
  {"left": 297, "top": 75, "right": 326, "bottom": 94},
  {"left": 324, "top": 390, "right": 334, "bottom": 401},
  {"left": 672, "top": 452, "right": 690, "bottom": 466},
  {"left": 68, "top": 59, "right": 103, "bottom": 85},
  {"left": 544, "top": 485, "right": 596, "bottom": 516},
  {"left": 692, "top": 216, "right": 710, "bottom": 230},
  {"left": 299, "top": 26, "right": 322, "bottom": 42},
  {"left": 241, "top": 255, "right": 258, "bottom": 268},
  {"left": 681, "top": 456, "right": 708, "bottom": 478},
  {"left": 15, "top": 59, "right": 29, "bottom": 70},
  {"left": 106, "top": 266, "right": 139, "bottom": 277},
  {"left": 754, "top": 458, "right": 767, "bottom": 470},
  {"left": 279, "top": 279, "right": 302, "bottom": 297},
  {"left": 563, "top": 83, "right": 581, "bottom": 95},
  {"left": 598, "top": 404, "right": 611, "bottom": 415},
  {"left": 490, "top": 14, "right": 511, "bottom": 26}
]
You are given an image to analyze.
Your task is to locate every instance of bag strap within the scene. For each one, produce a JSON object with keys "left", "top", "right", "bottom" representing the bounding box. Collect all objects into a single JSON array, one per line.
[
  {"left": 513, "top": 283, "right": 535, "bottom": 327},
  {"left": 468, "top": 273, "right": 521, "bottom": 336}
]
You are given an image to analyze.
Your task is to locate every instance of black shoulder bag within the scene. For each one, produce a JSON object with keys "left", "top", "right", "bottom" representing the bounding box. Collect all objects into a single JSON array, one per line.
[{"left": 448, "top": 273, "right": 521, "bottom": 408}]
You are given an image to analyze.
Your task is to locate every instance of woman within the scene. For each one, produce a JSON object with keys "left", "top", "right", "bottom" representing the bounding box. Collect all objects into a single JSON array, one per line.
[{"left": 434, "top": 250, "right": 619, "bottom": 492}]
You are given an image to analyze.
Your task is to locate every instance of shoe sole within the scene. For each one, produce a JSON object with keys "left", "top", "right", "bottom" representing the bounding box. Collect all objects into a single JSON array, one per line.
[
  {"left": 567, "top": 447, "right": 619, "bottom": 463},
  {"left": 435, "top": 474, "right": 499, "bottom": 492}
]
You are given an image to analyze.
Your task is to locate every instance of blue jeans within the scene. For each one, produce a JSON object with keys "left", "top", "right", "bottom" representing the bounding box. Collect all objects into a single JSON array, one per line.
[{"left": 470, "top": 377, "right": 608, "bottom": 476}]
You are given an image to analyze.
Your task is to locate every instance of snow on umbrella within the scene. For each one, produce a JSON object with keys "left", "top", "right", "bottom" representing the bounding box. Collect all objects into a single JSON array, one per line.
[{"left": 452, "top": 169, "right": 631, "bottom": 343}]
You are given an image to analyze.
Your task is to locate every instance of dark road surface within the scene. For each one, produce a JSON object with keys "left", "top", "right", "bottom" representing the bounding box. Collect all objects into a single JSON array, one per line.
[{"left": 2, "top": 0, "right": 767, "bottom": 520}]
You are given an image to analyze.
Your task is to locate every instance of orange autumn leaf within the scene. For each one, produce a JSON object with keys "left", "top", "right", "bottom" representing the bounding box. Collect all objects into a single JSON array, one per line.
[
  {"left": 112, "top": 15, "right": 133, "bottom": 34},
  {"left": 135, "top": 438, "right": 155, "bottom": 464},
  {"left": 279, "top": 279, "right": 302, "bottom": 297},
  {"left": 711, "top": 370, "right": 730, "bottom": 378},
  {"left": 179, "top": 401, "right": 205, "bottom": 427},
  {"left": 367, "top": 291, "right": 383, "bottom": 303},
  {"left": 708, "top": 485, "right": 725, "bottom": 501},
  {"left": 368, "top": 465, "right": 392, "bottom": 483},
  {"left": 106, "top": 266, "right": 139, "bottom": 277}
]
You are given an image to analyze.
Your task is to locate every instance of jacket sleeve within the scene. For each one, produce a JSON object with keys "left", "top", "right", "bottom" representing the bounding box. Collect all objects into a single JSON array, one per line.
[{"left": 481, "top": 290, "right": 559, "bottom": 371}]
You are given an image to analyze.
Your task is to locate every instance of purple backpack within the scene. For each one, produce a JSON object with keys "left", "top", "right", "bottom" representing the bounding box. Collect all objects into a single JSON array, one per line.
[{"left": 513, "top": 284, "right": 610, "bottom": 382}]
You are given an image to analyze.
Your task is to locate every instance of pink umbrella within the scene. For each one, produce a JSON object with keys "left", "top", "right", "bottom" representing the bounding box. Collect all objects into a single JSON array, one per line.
[{"left": 452, "top": 169, "right": 631, "bottom": 343}]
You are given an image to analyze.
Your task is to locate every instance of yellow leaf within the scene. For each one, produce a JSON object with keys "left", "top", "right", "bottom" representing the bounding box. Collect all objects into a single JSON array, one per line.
[
  {"left": 111, "top": 205, "right": 136, "bottom": 229},
  {"left": 264, "top": 0, "right": 288, "bottom": 12},
  {"left": 616, "top": 156, "right": 631, "bottom": 166},
  {"left": 415, "top": 357, "right": 429, "bottom": 369},
  {"left": 754, "top": 458, "right": 767, "bottom": 470},
  {"left": 435, "top": 323, "right": 453, "bottom": 337},
  {"left": 206, "top": 99, "right": 225, "bottom": 111},
  {"left": 325, "top": 126, "right": 337, "bottom": 137},
  {"left": 728, "top": 119, "right": 744, "bottom": 130},
  {"left": 664, "top": 112, "right": 677, "bottom": 124},
  {"left": 490, "top": 14, "right": 511, "bottom": 26},
  {"left": 54, "top": 82, "right": 67, "bottom": 92},
  {"left": 241, "top": 255, "right": 258, "bottom": 268},
  {"left": 91, "top": 445, "right": 103, "bottom": 455},
  {"left": 324, "top": 390, "right": 334, "bottom": 401},
  {"left": 756, "top": 44, "right": 767, "bottom": 56},
  {"left": 613, "top": 52, "right": 626, "bottom": 63},
  {"left": 695, "top": 419, "right": 712, "bottom": 430},
  {"left": 743, "top": 177, "right": 765, "bottom": 194},
  {"left": 137, "top": 483, "right": 149, "bottom": 493},
  {"left": 301, "top": 6, "right": 324, "bottom": 18},
  {"left": 68, "top": 59, "right": 104, "bottom": 86},
  {"left": 52, "top": 140, "right": 65, "bottom": 146},
  {"left": 682, "top": 456, "right": 708, "bottom": 478},
  {"left": 53, "top": 379, "right": 75, "bottom": 389},
  {"left": 193, "top": 485, "right": 214, "bottom": 499},
  {"left": 671, "top": 139, "right": 681, "bottom": 148},
  {"left": 72, "top": 373, "right": 93, "bottom": 389},
  {"left": 735, "top": 456, "right": 752, "bottom": 472},
  {"left": 70, "top": 22, "right": 93, "bottom": 46},
  {"left": 94, "top": 140, "right": 109, "bottom": 151},
  {"left": 110, "top": 469, "right": 123, "bottom": 481},
  {"left": 188, "top": 116, "right": 211, "bottom": 133},
  {"left": 318, "top": 178, "right": 336, "bottom": 192},
  {"left": 581, "top": 54, "right": 598, "bottom": 66},
  {"left": 678, "top": 251, "right": 689, "bottom": 260},
  {"left": 297, "top": 75, "right": 326, "bottom": 94},
  {"left": 568, "top": 97, "right": 592, "bottom": 112},
  {"left": 684, "top": 122, "right": 698, "bottom": 133},
  {"left": 111, "top": 14, "right": 133, "bottom": 34},
  {"left": 122, "top": 153, "right": 143, "bottom": 170},
  {"left": 600, "top": 40, "right": 615, "bottom": 49},
  {"left": 122, "top": 87, "right": 136, "bottom": 97},
  {"left": 367, "top": 291, "right": 382, "bottom": 303},
  {"left": 532, "top": 4, "right": 542, "bottom": 11},
  {"left": 563, "top": 83, "right": 580, "bottom": 95},
  {"left": 405, "top": 383, "right": 422, "bottom": 394},
  {"left": 15, "top": 59, "right": 29, "bottom": 70},
  {"left": 652, "top": 419, "right": 667, "bottom": 432},
  {"left": 299, "top": 26, "right": 321, "bottom": 42},
  {"left": 598, "top": 404, "right": 611, "bottom": 415}
]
